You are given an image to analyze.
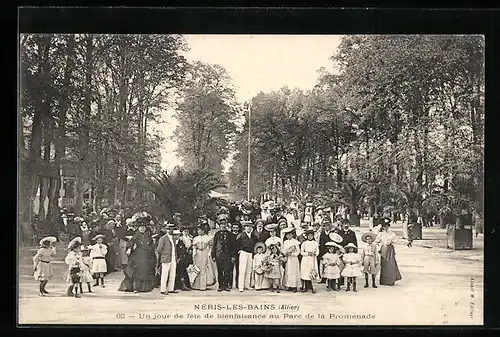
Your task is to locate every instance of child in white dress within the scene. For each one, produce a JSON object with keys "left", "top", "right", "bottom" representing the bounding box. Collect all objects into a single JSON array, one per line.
[
  {"left": 322, "top": 242, "right": 342, "bottom": 292},
  {"left": 300, "top": 230, "right": 319, "bottom": 294},
  {"left": 65, "top": 237, "right": 83, "bottom": 298},
  {"left": 90, "top": 234, "right": 108, "bottom": 287},
  {"left": 252, "top": 243, "right": 269, "bottom": 290},
  {"left": 79, "top": 246, "right": 94, "bottom": 293},
  {"left": 341, "top": 243, "right": 362, "bottom": 292},
  {"left": 263, "top": 244, "right": 283, "bottom": 293},
  {"left": 33, "top": 237, "right": 57, "bottom": 296}
]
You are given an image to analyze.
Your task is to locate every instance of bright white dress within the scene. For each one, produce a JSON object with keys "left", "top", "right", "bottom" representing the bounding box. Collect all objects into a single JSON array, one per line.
[
  {"left": 341, "top": 252, "right": 362, "bottom": 278},
  {"left": 300, "top": 240, "right": 319, "bottom": 280},
  {"left": 322, "top": 252, "right": 341, "bottom": 279},
  {"left": 253, "top": 253, "right": 270, "bottom": 289},
  {"left": 89, "top": 243, "right": 108, "bottom": 273},
  {"left": 282, "top": 238, "right": 301, "bottom": 288}
]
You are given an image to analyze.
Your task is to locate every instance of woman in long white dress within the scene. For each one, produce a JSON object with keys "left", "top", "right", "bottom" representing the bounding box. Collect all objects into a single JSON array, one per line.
[
  {"left": 192, "top": 225, "right": 217, "bottom": 290},
  {"left": 282, "top": 228, "right": 301, "bottom": 292},
  {"left": 300, "top": 229, "right": 319, "bottom": 293}
]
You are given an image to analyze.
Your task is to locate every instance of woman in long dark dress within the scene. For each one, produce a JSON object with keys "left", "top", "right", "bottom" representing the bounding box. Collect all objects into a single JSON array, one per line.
[
  {"left": 375, "top": 218, "right": 402, "bottom": 286},
  {"left": 118, "top": 223, "right": 157, "bottom": 293}
]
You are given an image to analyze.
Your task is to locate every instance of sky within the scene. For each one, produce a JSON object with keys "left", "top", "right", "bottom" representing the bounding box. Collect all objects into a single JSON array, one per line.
[{"left": 157, "top": 34, "right": 344, "bottom": 171}]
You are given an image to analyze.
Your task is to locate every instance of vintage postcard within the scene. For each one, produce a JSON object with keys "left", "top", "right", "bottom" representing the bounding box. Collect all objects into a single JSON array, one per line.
[{"left": 18, "top": 33, "right": 484, "bottom": 325}]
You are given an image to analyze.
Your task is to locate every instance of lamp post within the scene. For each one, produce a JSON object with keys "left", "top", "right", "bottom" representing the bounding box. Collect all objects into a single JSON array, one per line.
[{"left": 247, "top": 101, "right": 251, "bottom": 201}]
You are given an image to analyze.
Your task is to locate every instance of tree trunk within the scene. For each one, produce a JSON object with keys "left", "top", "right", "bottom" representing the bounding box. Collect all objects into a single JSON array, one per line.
[{"left": 75, "top": 35, "right": 93, "bottom": 216}]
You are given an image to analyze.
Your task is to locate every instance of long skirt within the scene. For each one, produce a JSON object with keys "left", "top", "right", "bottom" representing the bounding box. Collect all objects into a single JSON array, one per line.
[
  {"left": 283, "top": 256, "right": 301, "bottom": 288},
  {"left": 118, "top": 248, "right": 156, "bottom": 292},
  {"left": 300, "top": 256, "right": 318, "bottom": 280},
  {"left": 379, "top": 244, "right": 402, "bottom": 286},
  {"left": 254, "top": 272, "right": 269, "bottom": 290},
  {"left": 119, "top": 239, "right": 128, "bottom": 266},
  {"left": 192, "top": 248, "right": 216, "bottom": 290}
]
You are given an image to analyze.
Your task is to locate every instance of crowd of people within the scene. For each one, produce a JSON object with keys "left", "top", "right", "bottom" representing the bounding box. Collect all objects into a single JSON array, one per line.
[{"left": 32, "top": 202, "right": 403, "bottom": 298}]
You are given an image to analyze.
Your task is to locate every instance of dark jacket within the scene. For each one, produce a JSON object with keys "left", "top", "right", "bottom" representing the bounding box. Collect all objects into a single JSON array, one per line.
[
  {"left": 319, "top": 230, "right": 333, "bottom": 256},
  {"left": 336, "top": 229, "right": 358, "bottom": 247},
  {"left": 175, "top": 239, "right": 191, "bottom": 267},
  {"left": 252, "top": 229, "right": 270, "bottom": 244},
  {"left": 211, "top": 230, "right": 237, "bottom": 260},
  {"left": 156, "top": 234, "right": 174, "bottom": 264},
  {"left": 237, "top": 231, "right": 257, "bottom": 254}
]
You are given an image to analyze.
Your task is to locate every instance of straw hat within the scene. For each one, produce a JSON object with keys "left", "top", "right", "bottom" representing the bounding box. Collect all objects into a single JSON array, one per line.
[
  {"left": 92, "top": 234, "right": 105, "bottom": 241},
  {"left": 254, "top": 242, "right": 266, "bottom": 254},
  {"left": 281, "top": 227, "right": 295, "bottom": 234},
  {"left": 39, "top": 236, "right": 57, "bottom": 246},
  {"left": 329, "top": 232, "right": 343, "bottom": 244},
  {"left": 67, "top": 237, "right": 82, "bottom": 250},
  {"left": 361, "top": 231, "right": 377, "bottom": 243},
  {"left": 277, "top": 219, "right": 287, "bottom": 227},
  {"left": 304, "top": 229, "right": 315, "bottom": 236},
  {"left": 241, "top": 220, "right": 253, "bottom": 227},
  {"left": 172, "top": 229, "right": 182, "bottom": 235},
  {"left": 254, "top": 219, "right": 265, "bottom": 226},
  {"left": 264, "top": 223, "right": 278, "bottom": 231},
  {"left": 345, "top": 243, "right": 358, "bottom": 251},
  {"left": 325, "top": 241, "right": 344, "bottom": 252}
]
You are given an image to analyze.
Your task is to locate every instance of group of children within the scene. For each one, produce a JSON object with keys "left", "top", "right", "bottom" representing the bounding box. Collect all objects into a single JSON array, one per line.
[
  {"left": 251, "top": 226, "right": 381, "bottom": 294},
  {"left": 33, "top": 234, "right": 110, "bottom": 298}
]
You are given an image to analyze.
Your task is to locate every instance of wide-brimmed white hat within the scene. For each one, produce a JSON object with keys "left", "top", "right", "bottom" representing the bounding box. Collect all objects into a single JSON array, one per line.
[
  {"left": 39, "top": 236, "right": 57, "bottom": 246},
  {"left": 325, "top": 241, "right": 344, "bottom": 252},
  {"left": 329, "top": 232, "right": 343, "bottom": 244},
  {"left": 281, "top": 227, "right": 295, "bottom": 234},
  {"left": 125, "top": 218, "right": 134, "bottom": 225},
  {"left": 92, "top": 234, "right": 106, "bottom": 241},
  {"left": 264, "top": 223, "right": 278, "bottom": 231},
  {"left": 172, "top": 229, "right": 182, "bottom": 235},
  {"left": 67, "top": 237, "right": 82, "bottom": 250},
  {"left": 345, "top": 242, "right": 358, "bottom": 250}
]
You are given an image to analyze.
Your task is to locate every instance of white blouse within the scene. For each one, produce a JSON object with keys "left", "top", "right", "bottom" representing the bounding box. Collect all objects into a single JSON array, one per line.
[
  {"left": 300, "top": 240, "right": 319, "bottom": 257},
  {"left": 282, "top": 238, "right": 300, "bottom": 257},
  {"left": 376, "top": 230, "right": 398, "bottom": 246},
  {"left": 65, "top": 251, "right": 83, "bottom": 268},
  {"left": 89, "top": 243, "right": 108, "bottom": 258},
  {"left": 265, "top": 236, "right": 283, "bottom": 248}
]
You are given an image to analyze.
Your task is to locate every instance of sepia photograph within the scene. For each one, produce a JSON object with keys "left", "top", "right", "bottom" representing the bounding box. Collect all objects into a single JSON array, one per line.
[{"left": 18, "top": 33, "right": 484, "bottom": 325}]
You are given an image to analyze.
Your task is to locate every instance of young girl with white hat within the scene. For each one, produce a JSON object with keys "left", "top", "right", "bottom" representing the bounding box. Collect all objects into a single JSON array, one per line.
[
  {"left": 322, "top": 242, "right": 343, "bottom": 292},
  {"left": 341, "top": 243, "right": 362, "bottom": 292},
  {"left": 79, "top": 246, "right": 94, "bottom": 293},
  {"left": 89, "top": 234, "right": 108, "bottom": 287},
  {"left": 33, "top": 236, "right": 57, "bottom": 296},
  {"left": 65, "top": 237, "right": 83, "bottom": 298}
]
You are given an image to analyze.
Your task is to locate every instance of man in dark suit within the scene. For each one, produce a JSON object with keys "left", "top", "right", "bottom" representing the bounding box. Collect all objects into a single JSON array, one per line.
[
  {"left": 211, "top": 216, "right": 237, "bottom": 291},
  {"left": 174, "top": 229, "right": 192, "bottom": 291},
  {"left": 252, "top": 219, "right": 270, "bottom": 243}
]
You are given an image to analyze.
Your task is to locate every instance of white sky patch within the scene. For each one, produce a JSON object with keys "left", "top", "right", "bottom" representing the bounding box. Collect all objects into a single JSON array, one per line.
[{"left": 156, "top": 34, "right": 344, "bottom": 172}]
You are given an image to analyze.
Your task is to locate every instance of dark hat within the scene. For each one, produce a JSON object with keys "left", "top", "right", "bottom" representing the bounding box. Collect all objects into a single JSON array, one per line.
[{"left": 304, "top": 229, "right": 315, "bottom": 236}]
